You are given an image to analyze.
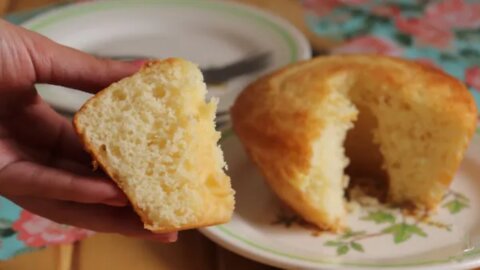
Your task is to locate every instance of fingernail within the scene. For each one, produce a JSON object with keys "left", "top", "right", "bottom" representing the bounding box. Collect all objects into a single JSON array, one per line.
[
  {"left": 130, "top": 59, "right": 148, "bottom": 68},
  {"left": 168, "top": 233, "right": 178, "bottom": 242},
  {"left": 152, "top": 233, "right": 178, "bottom": 243}
]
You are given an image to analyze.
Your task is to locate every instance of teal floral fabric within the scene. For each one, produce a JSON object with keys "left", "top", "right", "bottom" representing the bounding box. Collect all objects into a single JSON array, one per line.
[
  {"left": 1, "top": 0, "right": 479, "bottom": 261},
  {"left": 1, "top": 4, "right": 94, "bottom": 261},
  {"left": 304, "top": 0, "right": 480, "bottom": 115},
  {"left": 0, "top": 197, "right": 93, "bottom": 260}
]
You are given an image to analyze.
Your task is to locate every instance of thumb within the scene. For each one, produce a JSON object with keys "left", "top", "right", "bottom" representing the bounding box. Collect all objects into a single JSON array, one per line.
[{"left": 22, "top": 24, "right": 146, "bottom": 93}]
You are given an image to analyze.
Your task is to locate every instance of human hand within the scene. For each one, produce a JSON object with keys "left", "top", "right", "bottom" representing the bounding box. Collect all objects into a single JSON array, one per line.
[{"left": 0, "top": 19, "right": 176, "bottom": 242}]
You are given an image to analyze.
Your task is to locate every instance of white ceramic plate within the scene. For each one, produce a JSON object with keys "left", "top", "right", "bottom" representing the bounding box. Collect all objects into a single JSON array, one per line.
[
  {"left": 23, "top": 1, "right": 480, "bottom": 269},
  {"left": 22, "top": 0, "right": 310, "bottom": 113},
  {"left": 200, "top": 130, "right": 480, "bottom": 270}
]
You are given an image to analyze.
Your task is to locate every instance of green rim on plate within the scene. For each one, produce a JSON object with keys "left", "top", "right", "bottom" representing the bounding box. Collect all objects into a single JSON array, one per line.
[
  {"left": 24, "top": 0, "right": 300, "bottom": 63},
  {"left": 209, "top": 132, "right": 480, "bottom": 269},
  {"left": 23, "top": 0, "right": 479, "bottom": 268},
  {"left": 213, "top": 221, "right": 480, "bottom": 268}
]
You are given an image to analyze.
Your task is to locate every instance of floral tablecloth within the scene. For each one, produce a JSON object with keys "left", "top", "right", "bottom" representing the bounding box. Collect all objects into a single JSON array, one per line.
[
  {"left": 304, "top": 0, "right": 480, "bottom": 112},
  {"left": 1, "top": 0, "right": 479, "bottom": 261}
]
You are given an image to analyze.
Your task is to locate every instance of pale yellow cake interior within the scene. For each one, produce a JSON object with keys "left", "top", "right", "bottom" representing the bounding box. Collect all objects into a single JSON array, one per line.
[
  {"left": 307, "top": 68, "right": 472, "bottom": 222},
  {"left": 74, "top": 59, "right": 235, "bottom": 232}
]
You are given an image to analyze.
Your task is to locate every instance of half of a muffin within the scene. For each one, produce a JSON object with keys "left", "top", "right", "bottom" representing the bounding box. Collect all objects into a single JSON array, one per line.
[
  {"left": 231, "top": 55, "right": 477, "bottom": 232},
  {"left": 74, "top": 59, "right": 235, "bottom": 233}
]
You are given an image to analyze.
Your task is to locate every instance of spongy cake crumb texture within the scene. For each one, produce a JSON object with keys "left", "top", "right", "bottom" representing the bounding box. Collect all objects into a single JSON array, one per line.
[
  {"left": 74, "top": 59, "right": 235, "bottom": 232},
  {"left": 231, "top": 55, "right": 477, "bottom": 232}
]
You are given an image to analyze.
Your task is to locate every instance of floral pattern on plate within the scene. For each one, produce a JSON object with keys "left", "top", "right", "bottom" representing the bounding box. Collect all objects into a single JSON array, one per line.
[{"left": 272, "top": 189, "right": 470, "bottom": 255}]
